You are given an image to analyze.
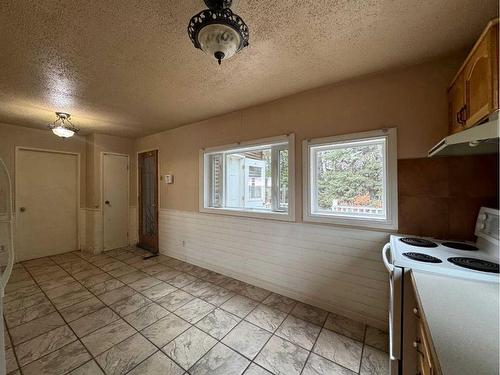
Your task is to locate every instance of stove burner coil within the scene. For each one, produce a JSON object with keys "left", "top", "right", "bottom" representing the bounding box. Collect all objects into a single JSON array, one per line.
[
  {"left": 447, "top": 257, "right": 499, "bottom": 273},
  {"left": 400, "top": 238, "right": 438, "bottom": 248},
  {"left": 441, "top": 242, "right": 478, "bottom": 251},
  {"left": 403, "top": 252, "right": 442, "bottom": 263}
]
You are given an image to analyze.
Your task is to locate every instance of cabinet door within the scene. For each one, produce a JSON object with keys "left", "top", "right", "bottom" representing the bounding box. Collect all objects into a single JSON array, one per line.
[
  {"left": 465, "top": 24, "right": 498, "bottom": 128},
  {"left": 448, "top": 70, "right": 466, "bottom": 134}
]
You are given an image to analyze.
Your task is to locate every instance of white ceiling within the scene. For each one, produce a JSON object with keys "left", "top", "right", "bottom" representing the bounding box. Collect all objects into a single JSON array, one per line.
[{"left": 0, "top": 0, "right": 498, "bottom": 137}]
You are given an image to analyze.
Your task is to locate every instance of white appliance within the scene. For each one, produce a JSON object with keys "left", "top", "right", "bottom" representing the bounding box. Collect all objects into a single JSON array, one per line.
[
  {"left": 0, "top": 158, "right": 15, "bottom": 375},
  {"left": 428, "top": 111, "right": 499, "bottom": 157},
  {"left": 382, "top": 207, "right": 499, "bottom": 374}
]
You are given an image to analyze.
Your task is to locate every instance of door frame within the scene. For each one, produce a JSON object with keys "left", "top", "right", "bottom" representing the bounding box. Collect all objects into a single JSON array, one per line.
[
  {"left": 100, "top": 152, "right": 130, "bottom": 251},
  {"left": 15, "top": 146, "right": 81, "bottom": 251},
  {"left": 136, "top": 148, "right": 160, "bottom": 252}
]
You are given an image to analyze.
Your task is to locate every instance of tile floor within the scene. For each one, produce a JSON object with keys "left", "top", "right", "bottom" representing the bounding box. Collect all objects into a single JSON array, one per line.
[{"left": 3, "top": 247, "right": 389, "bottom": 375}]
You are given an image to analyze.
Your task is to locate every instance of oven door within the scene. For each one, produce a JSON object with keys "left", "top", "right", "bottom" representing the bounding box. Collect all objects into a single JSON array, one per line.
[{"left": 382, "top": 243, "right": 403, "bottom": 374}]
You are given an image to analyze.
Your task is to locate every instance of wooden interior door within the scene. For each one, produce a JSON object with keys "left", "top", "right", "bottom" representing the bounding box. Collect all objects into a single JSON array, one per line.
[
  {"left": 103, "top": 153, "right": 129, "bottom": 251},
  {"left": 16, "top": 149, "right": 78, "bottom": 261},
  {"left": 138, "top": 150, "right": 158, "bottom": 253}
]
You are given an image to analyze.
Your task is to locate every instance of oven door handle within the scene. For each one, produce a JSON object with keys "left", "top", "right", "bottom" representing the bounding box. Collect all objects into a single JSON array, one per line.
[{"left": 382, "top": 243, "right": 394, "bottom": 272}]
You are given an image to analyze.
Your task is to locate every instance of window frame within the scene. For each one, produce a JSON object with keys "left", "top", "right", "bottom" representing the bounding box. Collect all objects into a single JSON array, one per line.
[
  {"left": 199, "top": 134, "right": 295, "bottom": 222},
  {"left": 302, "top": 128, "right": 398, "bottom": 230}
]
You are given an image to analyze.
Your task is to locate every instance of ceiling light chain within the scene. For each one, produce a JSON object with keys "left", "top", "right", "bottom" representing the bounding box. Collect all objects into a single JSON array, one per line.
[{"left": 188, "top": 0, "right": 249, "bottom": 65}]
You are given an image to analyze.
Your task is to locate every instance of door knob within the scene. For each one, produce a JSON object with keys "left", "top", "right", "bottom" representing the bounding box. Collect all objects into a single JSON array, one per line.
[
  {"left": 19, "top": 207, "right": 26, "bottom": 212},
  {"left": 105, "top": 200, "right": 110, "bottom": 205}
]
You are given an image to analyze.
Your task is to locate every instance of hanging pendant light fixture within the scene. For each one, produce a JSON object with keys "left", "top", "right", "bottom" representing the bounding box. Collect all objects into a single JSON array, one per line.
[
  {"left": 188, "top": 0, "right": 249, "bottom": 65},
  {"left": 47, "top": 112, "right": 79, "bottom": 138}
]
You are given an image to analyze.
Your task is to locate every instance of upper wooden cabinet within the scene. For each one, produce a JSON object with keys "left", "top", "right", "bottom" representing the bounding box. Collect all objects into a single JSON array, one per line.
[{"left": 448, "top": 19, "right": 499, "bottom": 134}]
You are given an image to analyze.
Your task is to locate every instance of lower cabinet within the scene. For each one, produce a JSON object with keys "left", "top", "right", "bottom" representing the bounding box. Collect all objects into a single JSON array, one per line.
[{"left": 402, "top": 272, "right": 441, "bottom": 375}]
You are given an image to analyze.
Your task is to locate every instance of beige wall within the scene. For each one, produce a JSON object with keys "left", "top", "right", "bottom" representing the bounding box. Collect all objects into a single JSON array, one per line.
[
  {"left": 135, "top": 54, "right": 463, "bottom": 219},
  {"left": 0, "top": 122, "right": 87, "bottom": 208}
]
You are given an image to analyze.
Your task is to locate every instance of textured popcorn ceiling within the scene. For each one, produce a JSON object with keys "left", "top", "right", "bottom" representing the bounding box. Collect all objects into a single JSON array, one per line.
[{"left": 0, "top": 0, "right": 498, "bottom": 137}]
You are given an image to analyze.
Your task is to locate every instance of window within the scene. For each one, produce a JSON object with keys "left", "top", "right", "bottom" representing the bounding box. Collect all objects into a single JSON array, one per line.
[
  {"left": 200, "top": 135, "right": 295, "bottom": 221},
  {"left": 303, "top": 128, "right": 397, "bottom": 229}
]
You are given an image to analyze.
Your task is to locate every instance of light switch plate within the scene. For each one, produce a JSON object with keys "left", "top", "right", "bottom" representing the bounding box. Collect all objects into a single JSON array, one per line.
[{"left": 165, "top": 175, "right": 174, "bottom": 184}]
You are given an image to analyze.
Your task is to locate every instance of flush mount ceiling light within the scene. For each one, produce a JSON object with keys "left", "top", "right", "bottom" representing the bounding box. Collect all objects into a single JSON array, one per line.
[
  {"left": 188, "top": 0, "right": 249, "bottom": 65},
  {"left": 47, "top": 112, "right": 79, "bottom": 138}
]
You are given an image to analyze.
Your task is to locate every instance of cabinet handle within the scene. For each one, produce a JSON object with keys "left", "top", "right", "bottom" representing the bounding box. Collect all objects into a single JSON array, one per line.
[{"left": 458, "top": 105, "right": 467, "bottom": 125}]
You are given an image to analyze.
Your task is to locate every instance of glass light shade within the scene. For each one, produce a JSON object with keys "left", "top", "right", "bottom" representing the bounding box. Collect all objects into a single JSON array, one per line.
[
  {"left": 51, "top": 125, "right": 75, "bottom": 138},
  {"left": 198, "top": 23, "right": 241, "bottom": 62}
]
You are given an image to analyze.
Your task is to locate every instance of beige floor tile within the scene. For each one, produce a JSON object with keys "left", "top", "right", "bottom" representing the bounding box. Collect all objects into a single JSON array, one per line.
[
  {"left": 156, "top": 289, "right": 195, "bottom": 312},
  {"left": 163, "top": 326, "right": 217, "bottom": 370},
  {"left": 5, "top": 299, "right": 55, "bottom": 328},
  {"left": 67, "top": 360, "right": 104, "bottom": 374},
  {"left": 262, "top": 293, "right": 297, "bottom": 313},
  {"left": 88, "top": 278, "right": 125, "bottom": 295},
  {"left": 190, "top": 342, "right": 250, "bottom": 375},
  {"left": 195, "top": 308, "right": 241, "bottom": 339},
  {"left": 81, "top": 319, "right": 136, "bottom": 356},
  {"left": 128, "top": 276, "right": 162, "bottom": 292},
  {"left": 276, "top": 315, "right": 321, "bottom": 351},
  {"left": 59, "top": 297, "right": 105, "bottom": 322},
  {"left": 16, "top": 325, "right": 76, "bottom": 366},
  {"left": 175, "top": 298, "right": 216, "bottom": 324},
  {"left": 9, "top": 311, "right": 66, "bottom": 345},
  {"left": 123, "top": 303, "right": 170, "bottom": 330},
  {"left": 141, "top": 314, "right": 191, "bottom": 347},
  {"left": 21, "top": 341, "right": 91, "bottom": 375},
  {"left": 98, "top": 285, "right": 135, "bottom": 305},
  {"left": 141, "top": 282, "right": 177, "bottom": 300},
  {"left": 110, "top": 293, "right": 151, "bottom": 316},
  {"left": 365, "top": 326, "right": 389, "bottom": 352},
  {"left": 325, "top": 313, "right": 365, "bottom": 342},
  {"left": 4, "top": 293, "right": 48, "bottom": 315},
  {"left": 222, "top": 320, "right": 271, "bottom": 360},
  {"left": 302, "top": 352, "right": 356, "bottom": 375},
  {"left": 245, "top": 305, "right": 287, "bottom": 333},
  {"left": 221, "top": 295, "right": 258, "bottom": 318},
  {"left": 313, "top": 329, "right": 362, "bottom": 373},
  {"left": 291, "top": 303, "right": 328, "bottom": 326},
  {"left": 69, "top": 307, "right": 120, "bottom": 337},
  {"left": 360, "top": 345, "right": 389, "bottom": 375},
  {"left": 255, "top": 335, "right": 309, "bottom": 375},
  {"left": 95, "top": 333, "right": 156, "bottom": 375},
  {"left": 127, "top": 351, "right": 184, "bottom": 375}
]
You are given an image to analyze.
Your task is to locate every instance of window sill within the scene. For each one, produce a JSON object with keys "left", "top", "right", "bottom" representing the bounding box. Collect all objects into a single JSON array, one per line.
[
  {"left": 199, "top": 207, "right": 294, "bottom": 222},
  {"left": 303, "top": 213, "right": 398, "bottom": 231}
]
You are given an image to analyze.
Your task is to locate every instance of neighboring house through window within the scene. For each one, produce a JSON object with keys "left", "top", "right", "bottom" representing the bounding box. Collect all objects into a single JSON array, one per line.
[{"left": 200, "top": 134, "right": 295, "bottom": 221}]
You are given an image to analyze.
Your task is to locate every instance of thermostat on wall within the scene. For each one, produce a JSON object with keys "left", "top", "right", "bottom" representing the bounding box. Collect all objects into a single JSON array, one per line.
[{"left": 164, "top": 175, "right": 174, "bottom": 184}]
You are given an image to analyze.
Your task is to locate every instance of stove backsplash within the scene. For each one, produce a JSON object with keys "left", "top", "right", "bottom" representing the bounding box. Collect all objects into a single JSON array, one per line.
[{"left": 398, "top": 154, "right": 499, "bottom": 241}]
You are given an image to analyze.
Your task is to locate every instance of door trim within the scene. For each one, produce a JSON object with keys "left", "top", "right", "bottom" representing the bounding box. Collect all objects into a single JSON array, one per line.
[
  {"left": 100, "top": 152, "right": 130, "bottom": 251},
  {"left": 136, "top": 148, "right": 160, "bottom": 252},
  {"left": 15, "top": 146, "right": 81, "bottom": 251}
]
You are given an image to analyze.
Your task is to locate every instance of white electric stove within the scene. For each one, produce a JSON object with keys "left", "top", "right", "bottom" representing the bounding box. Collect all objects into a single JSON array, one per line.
[{"left": 382, "top": 206, "right": 499, "bottom": 375}]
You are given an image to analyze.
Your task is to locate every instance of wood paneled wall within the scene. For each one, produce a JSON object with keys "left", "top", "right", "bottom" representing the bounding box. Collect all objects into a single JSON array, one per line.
[{"left": 159, "top": 209, "right": 390, "bottom": 329}]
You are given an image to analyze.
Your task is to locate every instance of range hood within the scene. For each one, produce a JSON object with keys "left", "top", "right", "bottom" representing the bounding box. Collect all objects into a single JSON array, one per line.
[{"left": 429, "top": 113, "right": 499, "bottom": 157}]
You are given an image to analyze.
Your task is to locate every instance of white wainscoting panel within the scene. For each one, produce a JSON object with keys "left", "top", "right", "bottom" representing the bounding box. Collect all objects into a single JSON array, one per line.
[
  {"left": 84, "top": 208, "right": 103, "bottom": 254},
  {"left": 129, "top": 206, "right": 138, "bottom": 245},
  {"left": 79, "top": 208, "right": 86, "bottom": 251},
  {"left": 159, "top": 209, "right": 390, "bottom": 329}
]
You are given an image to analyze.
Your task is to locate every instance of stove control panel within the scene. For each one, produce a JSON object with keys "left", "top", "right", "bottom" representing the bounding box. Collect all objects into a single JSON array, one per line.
[{"left": 475, "top": 207, "right": 499, "bottom": 243}]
